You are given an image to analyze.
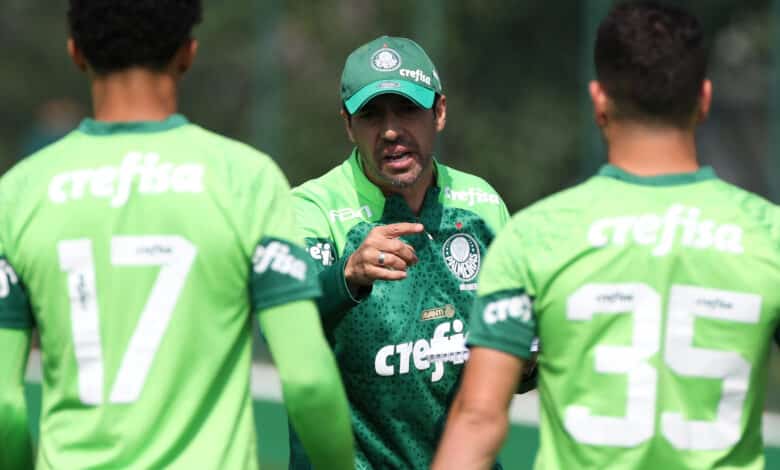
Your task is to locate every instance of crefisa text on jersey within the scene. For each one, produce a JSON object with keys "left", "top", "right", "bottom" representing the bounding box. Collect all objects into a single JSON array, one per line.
[
  {"left": 443, "top": 186, "right": 501, "bottom": 207},
  {"left": 374, "top": 319, "right": 466, "bottom": 382},
  {"left": 587, "top": 203, "right": 744, "bottom": 256},
  {"left": 253, "top": 241, "right": 308, "bottom": 281},
  {"left": 48, "top": 151, "right": 204, "bottom": 207}
]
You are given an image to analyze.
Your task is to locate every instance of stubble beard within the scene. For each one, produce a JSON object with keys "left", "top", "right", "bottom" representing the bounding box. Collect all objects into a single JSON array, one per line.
[{"left": 382, "top": 152, "right": 433, "bottom": 189}]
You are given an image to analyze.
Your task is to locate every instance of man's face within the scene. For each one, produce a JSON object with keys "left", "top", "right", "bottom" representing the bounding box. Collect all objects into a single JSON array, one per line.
[{"left": 344, "top": 93, "right": 446, "bottom": 192}]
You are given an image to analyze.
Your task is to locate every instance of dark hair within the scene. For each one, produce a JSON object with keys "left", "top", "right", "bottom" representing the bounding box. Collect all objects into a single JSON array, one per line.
[
  {"left": 68, "top": 0, "right": 202, "bottom": 75},
  {"left": 595, "top": 1, "right": 707, "bottom": 127}
]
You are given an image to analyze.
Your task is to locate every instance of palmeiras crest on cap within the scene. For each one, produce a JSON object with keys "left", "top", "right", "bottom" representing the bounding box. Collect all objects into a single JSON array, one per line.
[
  {"left": 341, "top": 35, "right": 442, "bottom": 114},
  {"left": 442, "top": 233, "right": 480, "bottom": 282},
  {"left": 371, "top": 47, "right": 402, "bottom": 72}
]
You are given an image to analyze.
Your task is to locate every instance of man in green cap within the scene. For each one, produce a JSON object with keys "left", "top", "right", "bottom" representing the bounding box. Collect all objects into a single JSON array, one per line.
[{"left": 289, "top": 35, "right": 513, "bottom": 469}]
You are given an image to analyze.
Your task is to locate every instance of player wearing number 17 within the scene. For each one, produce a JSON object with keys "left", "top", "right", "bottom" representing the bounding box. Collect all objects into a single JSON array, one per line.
[
  {"left": 0, "top": 1, "right": 354, "bottom": 469},
  {"left": 434, "top": 2, "right": 780, "bottom": 470}
]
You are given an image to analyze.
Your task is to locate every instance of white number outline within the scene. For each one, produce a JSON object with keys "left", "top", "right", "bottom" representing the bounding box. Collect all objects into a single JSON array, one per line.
[
  {"left": 662, "top": 285, "right": 761, "bottom": 450},
  {"left": 565, "top": 283, "right": 660, "bottom": 447},
  {"left": 58, "top": 236, "right": 196, "bottom": 405},
  {"left": 565, "top": 282, "right": 761, "bottom": 450},
  {"left": 0, "top": 259, "right": 19, "bottom": 298}
]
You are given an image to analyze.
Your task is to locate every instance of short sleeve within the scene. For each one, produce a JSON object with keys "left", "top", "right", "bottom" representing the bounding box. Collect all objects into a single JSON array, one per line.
[
  {"left": 0, "top": 242, "right": 33, "bottom": 329},
  {"left": 497, "top": 199, "right": 511, "bottom": 230},
  {"left": 293, "top": 196, "right": 339, "bottom": 272},
  {"left": 467, "top": 221, "right": 536, "bottom": 359},
  {"left": 246, "top": 161, "right": 321, "bottom": 312},
  {"left": 292, "top": 195, "right": 332, "bottom": 242},
  {"left": 291, "top": 190, "right": 365, "bottom": 322}
]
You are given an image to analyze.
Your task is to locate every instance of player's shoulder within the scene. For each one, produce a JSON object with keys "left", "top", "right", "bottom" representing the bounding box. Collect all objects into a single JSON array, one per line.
[
  {"left": 177, "top": 123, "right": 294, "bottom": 200},
  {"left": 436, "top": 161, "right": 503, "bottom": 197},
  {"left": 292, "top": 160, "right": 348, "bottom": 199},
  {"left": 182, "top": 123, "right": 277, "bottom": 172},
  {"left": 707, "top": 179, "right": 780, "bottom": 243},
  {"left": 509, "top": 179, "right": 597, "bottom": 227},
  {"left": 0, "top": 130, "right": 81, "bottom": 193},
  {"left": 291, "top": 156, "right": 363, "bottom": 212},
  {"left": 488, "top": 179, "right": 598, "bottom": 256},
  {"left": 435, "top": 161, "right": 507, "bottom": 215}
]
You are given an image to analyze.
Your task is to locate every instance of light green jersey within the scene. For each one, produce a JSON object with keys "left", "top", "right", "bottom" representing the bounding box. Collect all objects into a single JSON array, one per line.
[
  {"left": 469, "top": 165, "right": 780, "bottom": 469},
  {"left": 0, "top": 115, "right": 321, "bottom": 469}
]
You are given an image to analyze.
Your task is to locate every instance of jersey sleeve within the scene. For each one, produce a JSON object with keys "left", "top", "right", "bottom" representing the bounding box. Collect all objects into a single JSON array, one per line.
[
  {"left": 293, "top": 193, "right": 365, "bottom": 324},
  {"left": 247, "top": 163, "right": 321, "bottom": 312},
  {"left": 497, "top": 199, "right": 511, "bottom": 230},
  {"left": 468, "top": 221, "right": 536, "bottom": 359},
  {"left": 0, "top": 328, "right": 34, "bottom": 469},
  {"left": 0, "top": 241, "right": 33, "bottom": 329},
  {"left": 258, "top": 300, "right": 355, "bottom": 469}
]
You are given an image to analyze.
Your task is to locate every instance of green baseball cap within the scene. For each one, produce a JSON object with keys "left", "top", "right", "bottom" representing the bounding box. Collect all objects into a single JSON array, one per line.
[{"left": 341, "top": 35, "right": 443, "bottom": 115}]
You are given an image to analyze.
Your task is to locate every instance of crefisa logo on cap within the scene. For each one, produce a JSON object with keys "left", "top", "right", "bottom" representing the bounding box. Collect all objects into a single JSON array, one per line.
[{"left": 371, "top": 47, "right": 401, "bottom": 72}]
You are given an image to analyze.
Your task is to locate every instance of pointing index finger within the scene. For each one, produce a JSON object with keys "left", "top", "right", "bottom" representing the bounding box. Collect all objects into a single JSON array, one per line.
[{"left": 378, "top": 223, "right": 425, "bottom": 239}]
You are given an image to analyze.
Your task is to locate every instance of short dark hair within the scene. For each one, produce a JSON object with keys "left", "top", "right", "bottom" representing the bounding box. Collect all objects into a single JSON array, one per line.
[
  {"left": 68, "top": 0, "right": 202, "bottom": 75},
  {"left": 595, "top": 1, "right": 707, "bottom": 127}
]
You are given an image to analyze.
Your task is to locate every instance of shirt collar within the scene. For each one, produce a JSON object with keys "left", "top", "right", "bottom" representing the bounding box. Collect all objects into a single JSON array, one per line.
[
  {"left": 597, "top": 164, "right": 717, "bottom": 186},
  {"left": 77, "top": 114, "right": 189, "bottom": 136}
]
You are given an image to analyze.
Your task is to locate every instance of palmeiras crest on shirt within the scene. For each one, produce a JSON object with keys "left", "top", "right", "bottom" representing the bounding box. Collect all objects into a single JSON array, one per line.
[
  {"left": 442, "top": 233, "right": 480, "bottom": 283},
  {"left": 371, "top": 47, "right": 402, "bottom": 72}
]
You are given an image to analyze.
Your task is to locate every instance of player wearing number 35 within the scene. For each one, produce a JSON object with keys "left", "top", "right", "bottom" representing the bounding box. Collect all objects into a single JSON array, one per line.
[
  {"left": 434, "top": 2, "right": 780, "bottom": 470},
  {"left": 0, "top": 1, "right": 355, "bottom": 469}
]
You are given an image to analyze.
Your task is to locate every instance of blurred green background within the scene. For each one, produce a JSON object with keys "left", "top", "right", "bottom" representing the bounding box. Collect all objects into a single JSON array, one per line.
[
  {"left": 5, "top": 1, "right": 780, "bottom": 206},
  {"left": 4, "top": 0, "right": 780, "bottom": 466}
]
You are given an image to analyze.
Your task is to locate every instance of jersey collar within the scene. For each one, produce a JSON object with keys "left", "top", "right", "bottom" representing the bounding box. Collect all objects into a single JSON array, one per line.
[
  {"left": 598, "top": 164, "right": 717, "bottom": 186},
  {"left": 77, "top": 114, "right": 189, "bottom": 136}
]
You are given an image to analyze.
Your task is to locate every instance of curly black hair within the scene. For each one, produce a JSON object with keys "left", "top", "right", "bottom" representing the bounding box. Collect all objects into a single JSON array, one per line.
[
  {"left": 595, "top": 1, "right": 708, "bottom": 128},
  {"left": 68, "top": 0, "right": 202, "bottom": 75}
]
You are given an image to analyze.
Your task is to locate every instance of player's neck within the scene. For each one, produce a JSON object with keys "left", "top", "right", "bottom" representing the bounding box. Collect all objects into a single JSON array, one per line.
[
  {"left": 90, "top": 68, "right": 179, "bottom": 122},
  {"left": 606, "top": 123, "right": 700, "bottom": 176}
]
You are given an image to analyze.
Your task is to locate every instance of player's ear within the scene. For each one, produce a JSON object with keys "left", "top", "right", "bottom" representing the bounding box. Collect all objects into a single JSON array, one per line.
[
  {"left": 67, "top": 38, "right": 88, "bottom": 72},
  {"left": 589, "top": 80, "right": 609, "bottom": 128},
  {"left": 341, "top": 107, "right": 355, "bottom": 143},
  {"left": 174, "top": 39, "right": 198, "bottom": 75},
  {"left": 696, "top": 79, "right": 712, "bottom": 124},
  {"left": 434, "top": 94, "right": 447, "bottom": 132}
]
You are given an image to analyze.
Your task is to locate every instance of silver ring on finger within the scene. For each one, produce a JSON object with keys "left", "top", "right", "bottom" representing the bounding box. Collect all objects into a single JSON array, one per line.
[{"left": 377, "top": 250, "right": 386, "bottom": 266}]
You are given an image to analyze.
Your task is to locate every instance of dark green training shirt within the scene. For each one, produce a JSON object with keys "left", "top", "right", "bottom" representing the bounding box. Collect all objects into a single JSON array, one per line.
[{"left": 290, "top": 150, "right": 510, "bottom": 469}]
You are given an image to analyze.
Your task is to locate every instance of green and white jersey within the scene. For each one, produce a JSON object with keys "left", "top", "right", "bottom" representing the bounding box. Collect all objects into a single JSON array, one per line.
[
  {"left": 291, "top": 150, "right": 510, "bottom": 469},
  {"left": 469, "top": 165, "right": 780, "bottom": 470},
  {"left": 0, "top": 115, "right": 320, "bottom": 469}
]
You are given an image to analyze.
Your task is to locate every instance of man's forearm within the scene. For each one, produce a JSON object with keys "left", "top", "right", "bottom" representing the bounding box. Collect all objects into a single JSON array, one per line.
[
  {"left": 283, "top": 356, "right": 354, "bottom": 469},
  {"left": 0, "top": 328, "right": 33, "bottom": 470},
  {"left": 434, "top": 347, "right": 524, "bottom": 470},
  {"left": 432, "top": 396, "right": 509, "bottom": 470},
  {"left": 259, "top": 300, "right": 355, "bottom": 469}
]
